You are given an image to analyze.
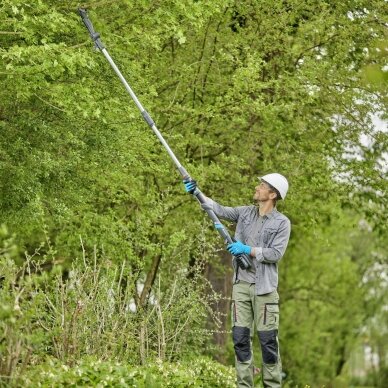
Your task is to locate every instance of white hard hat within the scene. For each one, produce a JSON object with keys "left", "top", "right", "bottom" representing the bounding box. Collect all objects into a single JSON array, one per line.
[{"left": 260, "top": 173, "right": 289, "bottom": 199}]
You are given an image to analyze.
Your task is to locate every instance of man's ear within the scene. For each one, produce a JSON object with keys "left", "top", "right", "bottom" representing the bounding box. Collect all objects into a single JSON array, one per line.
[{"left": 269, "top": 192, "right": 277, "bottom": 201}]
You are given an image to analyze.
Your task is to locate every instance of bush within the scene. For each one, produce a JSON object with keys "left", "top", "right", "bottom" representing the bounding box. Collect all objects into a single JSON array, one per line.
[
  {"left": 20, "top": 357, "right": 235, "bottom": 387},
  {"left": 0, "top": 228, "right": 221, "bottom": 384}
]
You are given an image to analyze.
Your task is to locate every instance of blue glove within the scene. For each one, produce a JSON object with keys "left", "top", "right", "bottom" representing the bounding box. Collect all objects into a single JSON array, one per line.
[
  {"left": 183, "top": 179, "right": 197, "bottom": 194},
  {"left": 227, "top": 241, "right": 251, "bottom": 256}
]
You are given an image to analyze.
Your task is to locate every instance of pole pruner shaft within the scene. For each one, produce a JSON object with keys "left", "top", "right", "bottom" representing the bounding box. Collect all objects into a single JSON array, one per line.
[{"left": 78, "top": 8, "right": 251, "bottom": 270}]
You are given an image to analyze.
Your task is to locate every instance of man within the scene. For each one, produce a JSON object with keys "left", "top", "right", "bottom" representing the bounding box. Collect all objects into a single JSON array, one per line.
[{"left": 184, "top": 173, "right": 291, "bottom": 388}]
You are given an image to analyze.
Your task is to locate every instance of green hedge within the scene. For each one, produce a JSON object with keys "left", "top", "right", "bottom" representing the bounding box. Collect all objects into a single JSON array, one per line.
[{"left": 19, "top": 357, "right": 235, "bottom": 387}]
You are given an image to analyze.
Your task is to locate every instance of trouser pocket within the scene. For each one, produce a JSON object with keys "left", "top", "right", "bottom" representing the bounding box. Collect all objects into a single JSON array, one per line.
[
  {"left": 231, "top": 300, "right": 237, "bottom": 326},
  {"left": 264, "top": 303, "right": 279, "bottom": 329}
]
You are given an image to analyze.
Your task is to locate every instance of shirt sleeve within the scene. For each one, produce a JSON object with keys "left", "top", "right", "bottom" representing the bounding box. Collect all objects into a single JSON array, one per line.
[
  {"left": 254, "top": 218, "right": 291, "bottom": 263},
  {"left": 205, "top": 198, "right": 240, "bottom": 223}
]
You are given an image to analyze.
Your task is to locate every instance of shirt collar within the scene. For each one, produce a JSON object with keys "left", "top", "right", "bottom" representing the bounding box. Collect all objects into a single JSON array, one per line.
[{"left": 258, "top": 208, "right": 277, "bottom": 219}]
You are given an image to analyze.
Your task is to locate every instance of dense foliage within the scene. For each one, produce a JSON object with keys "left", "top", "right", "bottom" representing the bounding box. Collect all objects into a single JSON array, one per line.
[
  {"left": 20, "top": 357, "right": 236, "bottom": 387},
  {"left": 1, "top": 0, "right": 386, "bottom": 386}
]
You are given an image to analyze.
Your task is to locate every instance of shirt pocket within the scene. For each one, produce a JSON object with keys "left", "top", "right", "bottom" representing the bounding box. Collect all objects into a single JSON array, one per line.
[{"left": 263, "top": 227, "right": 278, "bottom": 246}]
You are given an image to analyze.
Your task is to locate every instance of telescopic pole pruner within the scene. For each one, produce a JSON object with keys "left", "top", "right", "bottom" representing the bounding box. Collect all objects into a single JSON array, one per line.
[{"left": 78, "top": 8, "right": 251, "bottom": 270}]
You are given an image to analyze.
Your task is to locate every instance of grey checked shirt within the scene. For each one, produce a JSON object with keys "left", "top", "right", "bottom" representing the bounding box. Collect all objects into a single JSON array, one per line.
[{"left": 207, "top": 198, "right": 291, "bottom": 295}]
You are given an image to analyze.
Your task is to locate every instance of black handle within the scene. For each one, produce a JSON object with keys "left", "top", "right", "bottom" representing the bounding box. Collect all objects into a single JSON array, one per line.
[
  {"left": 231, "top": 237, "right": 252, "bottom": 270},
  {"left": 235, "top": 254, "right": 251, "bottom": 270},
  {"left": 78, "top": 8, "right": 105, "bottom": 50}
]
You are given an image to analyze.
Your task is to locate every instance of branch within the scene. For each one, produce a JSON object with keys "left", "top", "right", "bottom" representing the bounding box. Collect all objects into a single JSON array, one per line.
[
  {"left": 201, "top": 16, "right": 224, "bottom": 98},
  {"left": 33, "top": 93, "right": 67, "bottom": 112},
  {"left": 192, "top": 20, "right": 211, "bottom": 108},
  {"left": 293, "top": 33, "right": 339, "bottom": 68},
  {"left": 0, "top": 31, "right": 23, "bottom": 35}
]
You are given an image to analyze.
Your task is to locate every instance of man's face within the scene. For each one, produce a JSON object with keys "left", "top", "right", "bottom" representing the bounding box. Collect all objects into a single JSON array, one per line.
[{"left": 253, "top": 181, "right": 275, "bottom": 203}]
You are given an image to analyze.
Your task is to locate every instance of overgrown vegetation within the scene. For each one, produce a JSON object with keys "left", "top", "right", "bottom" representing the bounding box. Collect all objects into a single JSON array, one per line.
[
  {"left": 0, "top": 0, "right": 386, "bottom": 386},
  {"left": 21, "top": 357, "right": 236, "bottom": 387},
  {"left": 0, "top": 227, "right": 222, "bottom": 385}
]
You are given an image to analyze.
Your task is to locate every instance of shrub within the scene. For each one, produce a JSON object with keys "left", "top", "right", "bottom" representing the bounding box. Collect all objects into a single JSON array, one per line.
[
  {"left": 21, "top": 356, "right": 235, "bottom": 387},
  {"left": 0, "top": 228, "right": 221, "bottom": 385}
]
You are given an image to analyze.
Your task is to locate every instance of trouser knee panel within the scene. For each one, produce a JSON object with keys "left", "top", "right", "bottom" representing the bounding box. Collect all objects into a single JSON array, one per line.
[
  {"left": 232, "top": 326, "right": 251, "bottom": 362},
  {"left": 258, "top": 329, "right": 279, "bottom": 364}
]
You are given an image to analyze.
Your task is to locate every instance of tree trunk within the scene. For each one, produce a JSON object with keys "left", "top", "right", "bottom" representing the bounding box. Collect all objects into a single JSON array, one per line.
[{"left": 139, "top": 254, "right": 162, "bottom": 307}]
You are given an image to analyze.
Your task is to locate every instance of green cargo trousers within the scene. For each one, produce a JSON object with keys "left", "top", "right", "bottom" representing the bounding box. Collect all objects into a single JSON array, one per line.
[{"left": 231, "top": 281, "right": 282, "bottom": 388}]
